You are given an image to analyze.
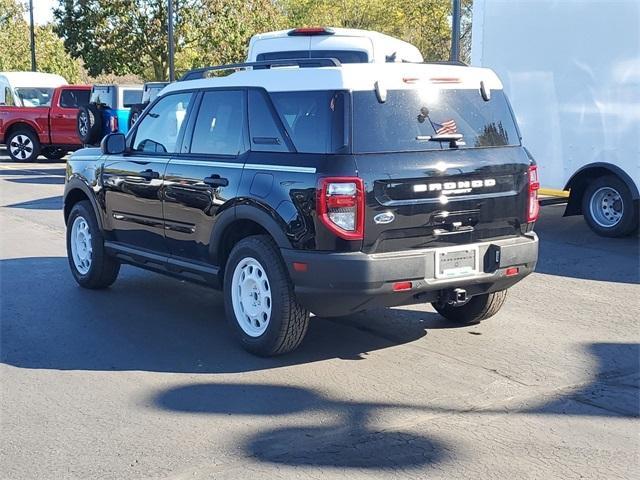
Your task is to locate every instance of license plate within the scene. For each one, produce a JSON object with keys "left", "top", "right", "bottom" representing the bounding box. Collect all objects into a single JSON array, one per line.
[{"left": 435, "top": 247, "right": 479, "bottom": 279}]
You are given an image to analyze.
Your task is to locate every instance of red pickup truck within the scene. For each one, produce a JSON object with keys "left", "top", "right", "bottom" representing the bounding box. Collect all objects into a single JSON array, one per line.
[{"left": 0, "top": 85, "right": 91, "bottom": 161}]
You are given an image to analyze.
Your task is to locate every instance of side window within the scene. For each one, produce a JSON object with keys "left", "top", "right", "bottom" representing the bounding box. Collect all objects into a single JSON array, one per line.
[
  {"left": 4, "top": 87, "right": 15, "bottom": 106},
  {"left": 59, "top": 89, "right": 90, "bottom": 108},
  {"left": 133, "top": 92, "right": 193, "bottom": 154},
  {"left": 122, "top": 89, "right": 142, "bottom": 108},
  {"left": 248, "top": 89, "right": 288, "bottom": 152},
  {"left": 190, "top": 90, "right": 246, "bottom": 156},
  {"left": 270, "top": 90, "right": 348, "bottom": 154}
]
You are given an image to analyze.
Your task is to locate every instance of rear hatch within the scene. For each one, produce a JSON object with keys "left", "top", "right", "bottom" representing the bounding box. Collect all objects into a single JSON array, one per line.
[{"left": 353, "top": 85, "right": 531, "bottom": 254}]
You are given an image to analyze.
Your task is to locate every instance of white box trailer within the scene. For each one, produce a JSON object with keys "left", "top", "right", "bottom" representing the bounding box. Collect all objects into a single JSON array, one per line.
[{"left": 471, "top": 0, "right": 639, "bottom": 236}]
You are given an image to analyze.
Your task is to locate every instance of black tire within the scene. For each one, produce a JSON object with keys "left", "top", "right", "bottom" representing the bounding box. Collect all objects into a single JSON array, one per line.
[
  {"left": 77, "top": 104, "right": 103, "bottom": 145},
  {"left": 128, "top": 105, "right": 143, "bottom": 129},
  {"left": 432, "top": 290, "right": 508, "bottom": 324},
  {"left": 42, "top": 147, "right": 67, "bottom": 161},
  {"left": 223, "top": 235, "right": 310, "bottom": 356},
  {"left": 66, "top": 200, "right": 120, "bottom": 289},
  {"left": 6, "top": 128, "right": 40, "bottom": 162},
  {"left": 582, "top": 174, "right": 639, "bottom": 237}
]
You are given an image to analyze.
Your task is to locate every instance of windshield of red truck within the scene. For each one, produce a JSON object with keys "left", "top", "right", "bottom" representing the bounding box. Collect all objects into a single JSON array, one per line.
[{"left": 15, "top": 88, "right": 54, "bottom": 107}]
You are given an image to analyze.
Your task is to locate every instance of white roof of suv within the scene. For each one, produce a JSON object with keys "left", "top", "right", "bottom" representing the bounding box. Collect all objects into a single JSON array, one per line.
[
  {"left": 163, "top": 63, "right": 503, "bottom": 97},
  {"left": 247, "top": 27, "right": 424, "bottom": 64}
]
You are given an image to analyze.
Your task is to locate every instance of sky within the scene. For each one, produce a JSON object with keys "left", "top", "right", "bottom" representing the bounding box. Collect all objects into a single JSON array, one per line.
[{"left": 22, "top": 0, "right": 56, "bottom": 25}]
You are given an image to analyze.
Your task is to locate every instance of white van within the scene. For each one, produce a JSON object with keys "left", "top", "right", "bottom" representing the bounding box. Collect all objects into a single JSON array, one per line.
[
  {"left": 471, "top": 0, "right": 639, "bottom": 237},
  {"left": 0, "top": 72, "right": 68, "bottom": 107},
  {"left": 247, "top": 27, "right": 424, "bottom": 64}
]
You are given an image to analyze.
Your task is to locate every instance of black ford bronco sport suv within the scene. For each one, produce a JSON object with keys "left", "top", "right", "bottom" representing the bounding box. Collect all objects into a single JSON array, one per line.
[{"left": 64, "top": 59, "right": 539, "bottom": 356}]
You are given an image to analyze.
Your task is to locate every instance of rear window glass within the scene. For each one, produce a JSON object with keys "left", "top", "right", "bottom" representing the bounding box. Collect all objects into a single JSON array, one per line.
[
  {"left": 352, "top": 89, "right": 520, "bottom": 153},
  {"left": 59, "top": 89, "right": 90, "bottom": 108},
  {"left": 122, "top": 89, "right": 142, "bottom": 108},
  {"left": 270, "top": 90, "right": 348, "bottom": 154},
  {"left": 257, "top": 50, "right": 368, "bottom": 64},
  {"left": 90, "top": 87, "right": 113, "bottom": 107},
  {"left": 15, "top": 87, "right": 54, "bottom": 107}
]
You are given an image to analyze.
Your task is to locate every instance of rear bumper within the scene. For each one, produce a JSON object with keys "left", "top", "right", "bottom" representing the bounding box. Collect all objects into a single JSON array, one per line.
[{"left": 281, "top": 233, "right": 538, "bottom": 317}]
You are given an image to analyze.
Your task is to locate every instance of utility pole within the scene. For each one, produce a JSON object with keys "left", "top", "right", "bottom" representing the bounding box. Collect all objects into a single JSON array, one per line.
[
  {"left": 168, "top": 0, "right": 175, "bottom": 81},
  {"left": 29, "top": 0, "right": 37, "bottom": 71},
  {"left": 450, "top": 0, "right": 461, "bottom": 63}
]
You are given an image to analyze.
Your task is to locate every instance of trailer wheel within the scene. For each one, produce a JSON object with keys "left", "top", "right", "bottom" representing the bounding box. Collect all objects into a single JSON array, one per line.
[{"left": 582, "top": 175, "right": 638, "bottom": 237}]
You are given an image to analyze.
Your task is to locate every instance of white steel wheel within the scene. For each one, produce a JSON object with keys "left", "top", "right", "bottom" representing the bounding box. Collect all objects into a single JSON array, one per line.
[
  {"left": 9, "top": 134, "right": 34, "bottom": 160},
  {"left": 589, "top": 186, "right": 623, "bottom": 228},
  {"left": 70, "top": 215, "right": 93, "bottom": 275},
  {"left": 231, "top": 257, "right": 272, "bottom": 337}
]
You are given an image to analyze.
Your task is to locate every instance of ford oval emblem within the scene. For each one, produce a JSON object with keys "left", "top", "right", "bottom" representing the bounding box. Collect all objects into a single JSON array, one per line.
[{"left": 374, "top": 212, "right": 395, "bottom": 224}]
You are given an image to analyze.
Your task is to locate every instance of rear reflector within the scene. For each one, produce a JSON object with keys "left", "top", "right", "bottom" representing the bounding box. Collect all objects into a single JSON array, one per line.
[
  {"left": 393, "top": 281, "right": 412, "bottom": 292},
  {"left": 505, "top": 267, "right": 519, "bottom": 277},
  {"left": 293, "top": 262, "right": 308, "bottom": 272},
  {"left": 288, "top": 27, "right": 335, "bottom": 36}
]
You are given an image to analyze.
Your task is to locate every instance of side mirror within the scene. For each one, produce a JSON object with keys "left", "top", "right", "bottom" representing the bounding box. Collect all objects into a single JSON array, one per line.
[{"left": 101, "top": 133, "right": 126, "bottom": 155}]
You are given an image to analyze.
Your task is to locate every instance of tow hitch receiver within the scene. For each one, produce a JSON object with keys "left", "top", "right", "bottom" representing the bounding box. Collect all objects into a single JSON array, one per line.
[{"left": 443, "top": 288, "right": 468, "bottom": 306}]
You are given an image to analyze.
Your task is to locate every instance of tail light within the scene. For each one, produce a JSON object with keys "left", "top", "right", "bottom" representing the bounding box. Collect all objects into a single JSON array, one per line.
[
  {"left": 109, "top": 116, "right": 119, "bottom": 133},
  {"left": 527, "top": 165, "right": 540, "bottom": 222},
  {"left": 317, "top": 177, "right": 365, "bottom": 240}
]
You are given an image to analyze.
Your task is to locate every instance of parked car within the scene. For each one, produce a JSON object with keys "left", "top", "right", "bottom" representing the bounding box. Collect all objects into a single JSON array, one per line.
[
  {"left": 64, "top": 58, "right": 539, "bottom": 356},
  {"left": 76, "top": 84, "right": 143, "bottom": 145},
  {"left": 247, "top": 27, "right": 424, "bottom": 64},
  {"left": 472, "top": 0, "right": 639, "bottom": 237},
  {"left": 0, "top": 71, "right": 67, "bottom": 108},
  {"left": 127, "top": 81, "right": 169, "bottom": 129},
  {"left": 0, "top": 84, "right": 91, "bottom": 161}
]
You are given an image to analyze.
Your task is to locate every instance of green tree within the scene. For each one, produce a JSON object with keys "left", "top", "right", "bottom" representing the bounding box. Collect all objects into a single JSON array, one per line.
[
  {"left": 280, "top": 0, "right": 453, "bottom": 61},
  {"left": 54, "top": 0, "right": 284, "bottom": 80},
  {"left": 0, "top": 0, "right": 82, "bottom": 82}
]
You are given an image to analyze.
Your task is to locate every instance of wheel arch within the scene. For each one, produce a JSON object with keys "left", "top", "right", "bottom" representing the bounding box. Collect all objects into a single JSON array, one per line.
[
  {"left": 5, "top": 121, "right": 42, "bottom": 142},
  {"left": 564, "top": 162, "right": 639, "bottom": 216},
  {"left": 63, "top": 179, "right": 104, "bottom": 230},
  {"left": 210, "top": 203, "right": 292, "bottom": 270}
]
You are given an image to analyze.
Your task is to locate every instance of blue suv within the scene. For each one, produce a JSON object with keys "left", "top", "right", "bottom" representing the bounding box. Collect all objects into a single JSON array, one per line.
[{"left": 76, "top": 84, "right": 143, "bottom": 145}]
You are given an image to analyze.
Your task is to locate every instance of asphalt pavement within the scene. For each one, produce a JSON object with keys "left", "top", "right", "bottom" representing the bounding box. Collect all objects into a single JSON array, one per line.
[{"left": 1, "top": 150, "right": 639, "bottom": 479}]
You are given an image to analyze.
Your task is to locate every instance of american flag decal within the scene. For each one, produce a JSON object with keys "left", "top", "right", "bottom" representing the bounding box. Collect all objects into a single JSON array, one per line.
[{"left": 435, "top": 119, "right": 457, "bottom": 134}]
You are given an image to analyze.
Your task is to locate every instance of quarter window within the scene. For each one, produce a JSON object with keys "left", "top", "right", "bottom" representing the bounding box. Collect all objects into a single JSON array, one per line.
[
  {"left": 132, "top": 92, "right": 193, "bottom": 154},
  {"left": 270, "top": 90, "right": 348, "bottom": 154},
  {"left": 190, "top": 90, "right": 246, "bottom": 156}
]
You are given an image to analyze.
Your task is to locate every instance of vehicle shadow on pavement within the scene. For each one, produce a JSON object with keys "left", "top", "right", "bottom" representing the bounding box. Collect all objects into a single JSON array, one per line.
[
  {"left": 155, "top": 382, "right": 453, "bottom": 469},
  {"left": 151, "top": 342, "right": 638, "bottom": 468},
  {"left": 0, "top": 257, "right": 440, "bottom": 374},
  {"left": 4, "top": 195, "right": 63, "bottom": 210},
  {"left": 6, "top": 176, "right": 65, "bottom": 185},
  {"left": 534, "top": 205, "right": 639, "bottom": 284}
]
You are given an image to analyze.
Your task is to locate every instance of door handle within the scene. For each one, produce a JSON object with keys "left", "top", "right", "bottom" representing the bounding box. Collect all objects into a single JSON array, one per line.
[
  {"left": 139, "top": 169, "right": 159, "bottom": 180},
  {"left": 203, "top": 174, "right": 229, "bottom": 187}
]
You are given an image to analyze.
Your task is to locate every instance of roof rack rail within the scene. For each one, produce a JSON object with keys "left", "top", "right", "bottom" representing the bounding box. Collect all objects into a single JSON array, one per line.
[{"left": 180, "top": 58, "right": 342, "bottom": 82}]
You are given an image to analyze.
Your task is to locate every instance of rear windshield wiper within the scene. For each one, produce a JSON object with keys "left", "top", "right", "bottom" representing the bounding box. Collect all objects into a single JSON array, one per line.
[{"left": 416, "top": 133, "right": 464, "bottom": 147}]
